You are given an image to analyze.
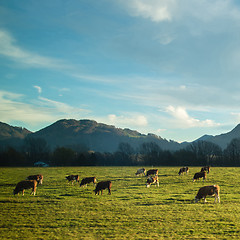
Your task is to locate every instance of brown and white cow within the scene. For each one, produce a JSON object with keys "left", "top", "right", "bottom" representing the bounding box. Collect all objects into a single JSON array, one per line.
[
  {"left": 94, "top": 181, "right": 112, "bottom": 195},
  {"left": 195, "top": 185, "right": 220, "bottom": 203},
  {"left": 193, "top": 171, "right": 206, "bottom": 182},
  {"left": 146, "top": 176, "right": 159, "bottom": 188},
  {"left": 135, "top": 168, "right": 146, "bottom": 176},
  {"left": 13, "top": 180, "right": 37, "bottom": 196},
  {"left": 66, "top": 175, "right": 79, "bottom": 185},
  {"left": 178, "top": 167, "right": 189, "bottom": 175},
  {"left": 201, "top": 166, "right": 210, "bottom": 174},
  {"left": 26, "top": 174, "right": 43, "bottom": 184},
  {"left": 80, "top": 177, "right": 97, "bottom": 187},
  {"left": 146, "top": 169, "right": 158, "bottom": 177}
]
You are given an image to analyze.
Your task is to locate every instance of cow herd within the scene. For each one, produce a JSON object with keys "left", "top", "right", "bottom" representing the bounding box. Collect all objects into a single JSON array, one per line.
[
  {"left": 13, "top": 166, "right": 220, "bottom": 203},
  {"left": 135, "top": 166, "right": 220, "bottom": 204},
  {"left": 13, "top": 174, "right": 111, "bottom": 196}
]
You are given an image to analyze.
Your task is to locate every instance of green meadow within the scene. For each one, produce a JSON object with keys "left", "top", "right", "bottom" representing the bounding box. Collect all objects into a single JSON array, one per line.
[{"left": 1, "top": 167, "right": 240, "bottom": 239}]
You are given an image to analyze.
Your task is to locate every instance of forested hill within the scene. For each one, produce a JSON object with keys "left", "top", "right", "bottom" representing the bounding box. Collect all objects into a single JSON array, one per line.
[
  {"left": 196, "top": 124, "right": 240, "bottom": 149},
  {"left": 31, "top": 119, "right": 185, "bottom": 152},
  {"left": 0, "top": 122, "right": 31, "bottom": 148},
  {"left": 2, "top": 119, "right": 240, "bottom": 152}
]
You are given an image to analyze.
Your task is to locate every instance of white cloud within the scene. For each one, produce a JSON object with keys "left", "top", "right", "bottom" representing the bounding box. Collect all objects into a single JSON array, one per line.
[
  {"left": 120, "top": 0, "right": 175, "bottom": 22},
  {"left": 0, "top": 29, "right": 70, "bottom": 70},
  {"left": 0, "top": 90, "right": 90, "bottom": 130},
  {"left": 107, "top": 114, "right": 148, "bottom": 127},
  {"left": 166, "top": 105, "right": 220, "bottom": 128},
  {"left": 34, "top": 85, "right": 42, "bottom": 94},
  {"left": 119, "top": 0, "right": 240, "bottom": 24}
]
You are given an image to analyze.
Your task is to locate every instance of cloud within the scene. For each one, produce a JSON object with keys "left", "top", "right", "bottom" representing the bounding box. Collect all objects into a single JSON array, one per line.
[
  {"left": 0, "top": 90, "right": 90, "bottom": 130},
  {"left": 119, "top": 0, "right": 240, "bottom": 24},
  {"left": 0, "top": 29, "right": 70, "bottom": 70},
  {"left": 120, "top": 0, "right": 175, "bottom": 22},
  {"left": 107, "top": 114, "right": 148, "bottom": 128},
  {"left": 166, "top": 105, "right": 220, "bottom": 128},
  {"left": 34, "top": 86, "right": 42, "bottom": 94}
]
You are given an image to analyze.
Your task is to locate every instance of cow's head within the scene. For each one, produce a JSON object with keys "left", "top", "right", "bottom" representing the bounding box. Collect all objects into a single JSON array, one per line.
[
  {"left": 38, "top": 177, "right": 43, "bottom": 185},
  {"left": 13, "top": 188, "right": 18, "bottom": 195},
  {"left": 194, "top": 196, "right": 200, "bottom": 203},
  {"left": 146, "top": 177, "right": 153, "bottom": 187}
]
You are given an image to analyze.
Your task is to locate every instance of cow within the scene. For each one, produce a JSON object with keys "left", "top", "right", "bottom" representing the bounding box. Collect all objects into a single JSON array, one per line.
[
  {"left": 146, "top": 176, "right": 159, "bottom": 188},
  {"left": 80, "top": 177, "right": 97, "bottom": 187},
  {"left": 66, "top": 175, "right": 79, "bottom": 185},
  {"left": 94, "top": 181, "right": 112, "bottom": 195},
  {"left": 201, "top": 166, "right": 210, "bottom": 174},
  {"left": 178, "top": 167, "right": 189, "bottom": 175},
  {"left": 195, "top": 185, "right": 220, "bottom": 203},
  {"left": 13, "top": 180, "right": 37, "bottom": 196},
  {"left": 146, "top": 169, "right": 158, "bottom": 177},
  {"left": 26, "top": 174, "right": 43, "bottom": 184},
  {"left": 135, "top": 168, "right": 146, "bottom": 176},
  {"left": 193, "top": 171, "right": 206, "bottom": 182}
]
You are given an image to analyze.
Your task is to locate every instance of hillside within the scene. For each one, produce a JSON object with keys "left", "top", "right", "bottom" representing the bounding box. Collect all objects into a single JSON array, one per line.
[
  {"left": 2, "top": 119, "right": 240, "bottom": 152},
  {"left": 31, "top": 119, "right": 184, "bottom": 152},
  {"left": 0, "top": 122, "right": 31, "bottom": 149},
  {"left": 200, "top": 124, "right": 240, "bottom": 149}
]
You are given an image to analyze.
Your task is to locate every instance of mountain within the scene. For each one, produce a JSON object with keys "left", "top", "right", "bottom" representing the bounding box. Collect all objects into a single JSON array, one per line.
[
  {"left": 0, "top": 122, "right": 31, "bottom": 149},
  {"left": 200, "top": 124, "right": 240, "bottom": 149},
  {"left": 2, "top": 119, "right": 240, "bottom": 152},
  {"left": 30, "top": 119, "right": 185, "bottom": 152},
  {"left": 195, "top": 134, "right": 213, "bottom": 142}
]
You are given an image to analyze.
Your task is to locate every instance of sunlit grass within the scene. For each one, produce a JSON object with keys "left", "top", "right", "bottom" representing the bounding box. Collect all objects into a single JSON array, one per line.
[{"left": 0, "top": 167, "right": 240, "bottom": 239}]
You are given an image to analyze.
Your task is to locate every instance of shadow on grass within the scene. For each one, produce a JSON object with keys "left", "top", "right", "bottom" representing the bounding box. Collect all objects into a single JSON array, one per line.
[
  {"left": 0, "top": 183, "right": 16, "bottom": 187},
  {"left": 138, "top": 199, "right": 194, "bottom": 206}
]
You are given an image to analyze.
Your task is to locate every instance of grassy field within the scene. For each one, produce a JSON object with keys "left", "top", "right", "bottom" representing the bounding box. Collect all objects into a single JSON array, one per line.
[{"left": 1, "top": 166, "right": 240, "bottom": 239}]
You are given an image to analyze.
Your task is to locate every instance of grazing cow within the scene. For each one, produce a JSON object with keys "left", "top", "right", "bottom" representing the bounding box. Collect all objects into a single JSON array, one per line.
[
  {"left": 135, "top": 168, "right": 146, "bottom": 176},
  {"left": 26, "top": 174, "right": 43, "bottom": 184},
  {"left": 178, "top": 167, "right": 189, "bottom": 175},
  {"left": 193, "top": 171, "right": 206, "bottom": 182},
  {"left": 146, "top": 169, "right": 158, "bottom": 177},
  {"left": 66, "top": 175, "right": 79, "bottom": 185},
  {"left": 146, "top": 176, "right": 159, "bottom": 188},
  {"left": 80, "top": 177, "right": 97, "bottom": 187},
  {"left": 13, "top": 180, "right": 37, "bottom": 196},
  {"left": 195, "top": 185, "right": 220, "bottom": 203},
  {"left": 94, "top": 181, "right": 112, "bottom": 195},
  {"left": 201, "top": 166, "right": 210, "bottom": 174}
]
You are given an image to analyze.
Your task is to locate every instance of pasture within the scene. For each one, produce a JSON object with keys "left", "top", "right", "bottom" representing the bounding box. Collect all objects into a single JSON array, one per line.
[{"left": 0, "top": 167, "right": 240, "bottom": 239}]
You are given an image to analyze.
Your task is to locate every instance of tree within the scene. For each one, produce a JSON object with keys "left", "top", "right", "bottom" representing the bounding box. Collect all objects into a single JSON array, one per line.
[
  {"left": 139, "top": 142, "right": 162, "bottom": 166},
  {"left": 23, "top": 137, "right": 50, "bottom": 165},
  {"left": 223, "top": 138, "right": 240, "bottom": 166},
  {"left": 51, "top": 147, "right": 75, "bottom": 166},
  {"left": 186, "top": 141, "right": 222, "bottom": 166},
  {"left": 115, "top": 142, "right": 135, "bottom": 165}
]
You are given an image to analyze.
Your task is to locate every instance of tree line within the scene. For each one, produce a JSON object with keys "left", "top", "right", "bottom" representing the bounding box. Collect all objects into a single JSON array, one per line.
[{"left": 1, "top": 137, "right": 240, "bottom": 167}]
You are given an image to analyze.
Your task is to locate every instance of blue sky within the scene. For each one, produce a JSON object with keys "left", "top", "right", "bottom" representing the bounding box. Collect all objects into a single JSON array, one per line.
[{"left": 1, "top": 0, "right": 240, "bottom": 142}]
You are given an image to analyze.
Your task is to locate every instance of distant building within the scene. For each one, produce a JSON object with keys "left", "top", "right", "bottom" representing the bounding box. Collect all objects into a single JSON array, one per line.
[{"left": 34, "top": 161, "right": 49, "bottom": 167}]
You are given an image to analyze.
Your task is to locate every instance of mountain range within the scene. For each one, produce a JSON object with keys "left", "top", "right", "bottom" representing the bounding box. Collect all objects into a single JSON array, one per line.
[{"left": 0, "top": 119, "right": 240, "bottom": 152}]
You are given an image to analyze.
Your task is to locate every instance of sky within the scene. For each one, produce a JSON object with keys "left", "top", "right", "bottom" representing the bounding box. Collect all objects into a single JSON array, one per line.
[{"left": 1, "top": 0, "right": 240, "bottom": 142}]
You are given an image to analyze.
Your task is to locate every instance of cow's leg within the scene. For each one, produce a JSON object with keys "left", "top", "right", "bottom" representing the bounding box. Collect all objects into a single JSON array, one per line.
[
  {"left": 22, "top": 190, "right": 24, "bottom": 196},
  {"left": 101, "top": 190, "right": 103, "bottom": 195},
  {"left": 204, "top": 197, "right": 207, "bottom": 203},
  {"left": 108, "top": 188, "right": 111, "bottom": 195},
  {"left": 157, "top": 182, "right": 159, "bottom": 187}
]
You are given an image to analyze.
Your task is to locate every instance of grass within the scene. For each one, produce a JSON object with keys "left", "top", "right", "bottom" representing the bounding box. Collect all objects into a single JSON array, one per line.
[{"left": 1, "top": 166, "right": 240, "bottom": 239}]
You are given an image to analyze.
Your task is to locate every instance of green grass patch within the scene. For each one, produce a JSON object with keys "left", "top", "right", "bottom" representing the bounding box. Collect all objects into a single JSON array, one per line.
[{"left": 0, "top": 166, "right": 240, "bottom": 239}]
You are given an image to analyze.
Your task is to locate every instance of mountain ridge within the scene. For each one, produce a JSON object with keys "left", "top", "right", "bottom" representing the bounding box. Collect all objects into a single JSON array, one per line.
[{"left": 1, "top": 119, "right": 240, "bottom": 152}]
